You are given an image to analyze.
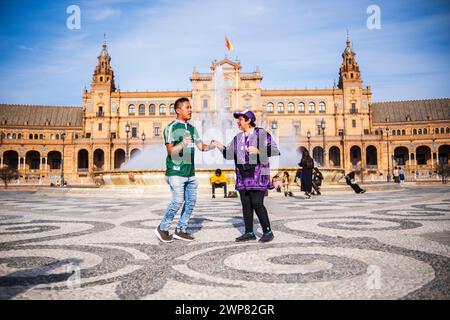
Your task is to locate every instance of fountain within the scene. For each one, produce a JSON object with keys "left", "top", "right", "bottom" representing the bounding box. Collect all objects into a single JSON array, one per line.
[{"left": 94, "top": 62, "right": 345, "bottom": 189}]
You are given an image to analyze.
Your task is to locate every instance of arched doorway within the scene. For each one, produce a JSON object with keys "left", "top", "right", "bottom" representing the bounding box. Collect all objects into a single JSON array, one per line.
[
  {"left": 26, "top": 151, "right": 40, "bottom": 170},
  {"left": 366, "top": 145, "right": 378, "bottom": 168},
  {"left": 47, "top": 151, "right": 62, "bottom": 170},
  {"left": 416, "top": 146, "right": 431, "bottom": 166},
  {"left": 77, "top": 149, "right": 89, "bottom": 170},
  {"left": 329, "top": 146, "right": 340, "bottom": 167},
  {"left": 438, "top": 145, "right": 450, "bottom": 164},
  {"left": 114, "top": 149, "right": 126, "bottom": 169},
  {"left": 130, "top": 148, "right": 141, "bottom": 159},
  {"left": 394, "top": 147, "right": 409, "bottom": 166},
  {"left": 93, "top": 149, "right": 105, "bottom": 170},
  {"left": 350, "top": 146, "right": 361, "bottom": 167},
  {"left": 312, "top": 146, "right": 324, "bottom": 166},
  {"left": 3, "top": 150, "right": 19, "bottom": 169}
]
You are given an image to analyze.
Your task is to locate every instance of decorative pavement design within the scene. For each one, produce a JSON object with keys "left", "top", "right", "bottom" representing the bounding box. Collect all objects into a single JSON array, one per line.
[{"left": 0, "top": 186, "right": 449, "bottom": 300}]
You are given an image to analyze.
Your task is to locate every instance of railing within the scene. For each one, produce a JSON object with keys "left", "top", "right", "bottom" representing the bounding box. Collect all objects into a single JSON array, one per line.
[
  {"left": 366, "top": 165, "right": 378, "bottom": 170},
  {"left": 77, "top": 168, "right": 89, "bottom": 172},
  {"left": 96, "top": 111, "right": 104, "bottom": 117},
  {"left": 350, "top": 108, "right": 358, "bottom": 114}
]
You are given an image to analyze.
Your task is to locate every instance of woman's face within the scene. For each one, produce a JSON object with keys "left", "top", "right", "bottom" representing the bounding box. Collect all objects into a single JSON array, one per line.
[{"left": 236, "top": 116, "right": 251, "bottom": 131}]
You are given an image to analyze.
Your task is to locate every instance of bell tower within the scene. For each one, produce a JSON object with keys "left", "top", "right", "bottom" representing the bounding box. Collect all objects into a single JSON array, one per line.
[{"left": 338, "top": 32, "right": 362, "bottom": 89}]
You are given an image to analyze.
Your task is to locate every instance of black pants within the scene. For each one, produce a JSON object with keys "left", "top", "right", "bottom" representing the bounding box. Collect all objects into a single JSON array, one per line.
[
  {"left": 238, "top": 190, "right": 271, "bottom": 234},
  {"left": 212, "top": 183, "right": 227, "bottom": 196},
  {"left": 350, "top": 183, "right": 363, "bottom": 193},
  {"left": 312, "top": 182, "right": 321, "bottom": 194}
]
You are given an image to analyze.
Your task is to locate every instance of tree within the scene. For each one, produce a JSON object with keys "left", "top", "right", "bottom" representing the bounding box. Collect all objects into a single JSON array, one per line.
[{"left": 0, "top": 166, "right": 20, "bottom": 188}]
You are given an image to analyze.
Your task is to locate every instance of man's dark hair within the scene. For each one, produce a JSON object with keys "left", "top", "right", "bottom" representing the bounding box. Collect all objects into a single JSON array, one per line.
[
  {"left": 215, "top": 168, "right": 222, "bottom": 176},
  {"left": 174, "top": 97, "right": 190, "bottom": 110}
]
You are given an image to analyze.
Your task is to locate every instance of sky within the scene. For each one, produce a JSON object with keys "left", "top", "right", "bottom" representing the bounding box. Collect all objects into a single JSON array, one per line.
[{"left": 0, "top": 0, "right": 449, "bottom": 106}]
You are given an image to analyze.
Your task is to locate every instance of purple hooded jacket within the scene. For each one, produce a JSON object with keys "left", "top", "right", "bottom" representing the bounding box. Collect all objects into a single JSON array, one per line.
[{"left": 222, "top": 127, "right": 280, "bottom": 191}]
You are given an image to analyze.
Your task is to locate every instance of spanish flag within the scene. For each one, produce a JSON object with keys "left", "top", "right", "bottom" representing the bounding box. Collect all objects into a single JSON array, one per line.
[{"left": 225, "top": 36, "right": 234, "bottom": 51}]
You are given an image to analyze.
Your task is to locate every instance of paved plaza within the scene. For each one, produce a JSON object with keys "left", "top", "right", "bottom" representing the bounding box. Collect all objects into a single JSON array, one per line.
[{"left": 0, "top": 186, "right": 449, "bottom": 300}]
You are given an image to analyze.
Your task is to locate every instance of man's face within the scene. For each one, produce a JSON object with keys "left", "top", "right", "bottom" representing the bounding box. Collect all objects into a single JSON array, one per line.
[
  {"left": 236, "top": 116, "right": 250, "bottom": 131},
  {"left": 176, "top": 101, "right": 192, "bottom": 121}
]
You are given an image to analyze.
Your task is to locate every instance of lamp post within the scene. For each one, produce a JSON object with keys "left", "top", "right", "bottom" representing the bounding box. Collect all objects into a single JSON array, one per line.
[
  {"left": 141, "top": 132, "right": 146, "bottom": 151},
  {"left": 60, "top": 132, "right": 66, "bottom": 187},
  {"left": 386, "top": 127, "right": 390, "bottom": 182},
  {"left": 125, "top": 123, "right": 130, "bottom": 161},
  {"left": 321, "top": 119, "right": 326, "bottom": 167},
  {"left": 307, "top": 130, "right": 311, "bottom": 153}
]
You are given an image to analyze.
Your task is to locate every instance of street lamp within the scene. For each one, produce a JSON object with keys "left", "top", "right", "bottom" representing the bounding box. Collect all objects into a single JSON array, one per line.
[
  {"left": 386, "top": 127, "right": 390, "bottom": 182},
  {"left": 307, "top": 130, "right": 311, "bottom": 153},
  {"left": 60, "top": 132, "right": 66, "bottom": 187},
  {"left": 321, "top": 119, "right": 326, "bottom": 167},
  {"left": 125, "top": 123, "right": 130, "bottom": 161},
  {"left": 141, "top": 132, "right": 146, "bottom": 151}
]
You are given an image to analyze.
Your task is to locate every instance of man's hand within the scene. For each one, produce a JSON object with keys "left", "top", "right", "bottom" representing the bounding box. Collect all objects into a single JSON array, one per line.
[
  {"left": 182, "top": 135, "right": 192, "bottom": 147},
  {"left": 246, "top": 146, "right": 260, "bottom": 154}
]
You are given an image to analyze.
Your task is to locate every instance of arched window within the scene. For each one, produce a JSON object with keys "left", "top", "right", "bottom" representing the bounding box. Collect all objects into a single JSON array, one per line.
[
  {"left": 288, "top": 102, "right": 295, "bottom": 113},
  {"left": 50, "top": 134, "right": 54, "bottom": 140},
  {"left": 392, "top": 130, "right": 396, "bottom": 136},
  {"left": 159, "top": 104, "right": 166, "bottom": 115},
  {"left": 418, "top": 129, "right": 422, "bottom": 135},
  {"left": 149, "top": 104, "right": 155, "bottom": 115},
  {"left": 267, "top": 102, "right": 274, "bottom": 113},
  {"left": 435, "top": 128, "right": 439, "bottom": 134},
  {"left": 18, "top": 133, "right": 23, "bottom": 139},
  {"left": 319, "top": 101, "right": 326, "bottom": 113},
  {"left": 446, "top": 127, "right": 450, "bottom": 134},
  {"left": 169, "top": 104, "right": 175, "bottom": 114},
  {"left": 271, "top": 121, "right": 278, "bottom": 129},
  {"left": 29, "top": 134, "right": 33, "bottom": 139},
  {"left": 277, "top": 102, "right": 285, "bottom": 113},
  {"left": 138, "top": 104, "right": 145, "bottom": 115},
  {"left": 128, "top": 104, "right": 135, "bottom": 115},
  {"left": 397, "top": 130, "right": 401, "bottom": 135},
  {"left": 423, "top": 128, "right": 427, "bottom": 134},
  {"left": 413, "top": 129, "right": 417, "bottom": 135},
  {"left": 441, "top": 128, "right": 445, "bottom": 134},
  {"left": 56, "top": 134, "right": 60, "bottom": 140},
  {"left": 402, "top": 129, "right": 406, "bottom": 135},
  {"left": 39, "top": 134, "right": 43, "bottom": 139},
  {"left": 298, "top": 102, "right": 305, "bottom": 113},
  {"left": 309, "top": 102, "right": 315, "bottom": 112},
  {"left": 34, "top": 134, "right": 38, "bottom": 139}
]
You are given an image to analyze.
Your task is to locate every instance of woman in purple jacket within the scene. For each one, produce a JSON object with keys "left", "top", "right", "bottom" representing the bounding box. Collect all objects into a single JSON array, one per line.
[{"left": 212, "top": 110, "right": 280, "bottom": 243}]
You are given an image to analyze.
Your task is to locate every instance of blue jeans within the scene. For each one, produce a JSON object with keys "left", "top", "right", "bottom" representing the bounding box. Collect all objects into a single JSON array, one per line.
[{"left": 159, "top": 176, "right": 198, "bottom": 233}]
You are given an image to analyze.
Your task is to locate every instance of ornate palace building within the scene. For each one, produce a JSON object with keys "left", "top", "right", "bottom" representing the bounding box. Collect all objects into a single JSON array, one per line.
[{"left": 0, "top": 36, "right": 449, "bottom": 184}]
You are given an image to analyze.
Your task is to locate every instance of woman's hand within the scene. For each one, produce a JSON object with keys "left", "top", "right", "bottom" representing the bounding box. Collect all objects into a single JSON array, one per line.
[
  {"left": 211, "top": 140, "right": 225, "bottom": 151},
  {"left": 246, "top": 146, "right": 260, "bottom": 154}
]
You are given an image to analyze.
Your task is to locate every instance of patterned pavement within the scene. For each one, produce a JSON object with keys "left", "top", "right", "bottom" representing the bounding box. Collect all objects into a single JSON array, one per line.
[{"left": 0, "top": 186, "right": 449, "bottom": 300}]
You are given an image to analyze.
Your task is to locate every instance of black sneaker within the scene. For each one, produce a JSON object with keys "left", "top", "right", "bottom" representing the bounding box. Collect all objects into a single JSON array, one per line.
[
  {"left": 212, "top": 195, "right": 216, "bottom": 198},
  {"left": 173, "top": 230, "right": 195, "bottom": 242},
  {"left": 154, "top": 225, "right": 173, "bottom": 243},
  {"left": 235, "top": 232, "right": 256, "bottom": 242},
  {"left": 259, "top": 231, "right": 274, "bottom": 243},
  {"left": 360, "top": 189, "right": 366, "bottom": 194}
]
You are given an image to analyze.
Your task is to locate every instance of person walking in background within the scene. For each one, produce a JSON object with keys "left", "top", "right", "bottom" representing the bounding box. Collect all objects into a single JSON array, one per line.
[
  {"left": 393, "top": 167, "right": 400, "bottom": 183},
  {"left": 210, "top": 168, "right": 228, "bottom": 198},
  {"left": 212, "top": 109, "right": 280, "bottom": 243},
  {"left": 399, "top": 167, "right": 406, "bottom": 183},
  {"left": 298, "top": 150, "right": 314, "bottom": 199},
  {"left": 311, "top": 167, "right": 324, "bottom": 195},
  {"left": 345, "top": 171, "right": 366, "bottom": 194},
  {"left": 294, "top": 167, "right": 302, "bottom": 191},
  {"left": 282, "top": 171, "right": 293, "bottom": 197}
]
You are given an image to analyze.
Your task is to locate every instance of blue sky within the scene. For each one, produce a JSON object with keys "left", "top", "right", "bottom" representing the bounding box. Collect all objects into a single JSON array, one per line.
[{"left": 0, "top": 0, "right": 449, "bottom": 106}]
